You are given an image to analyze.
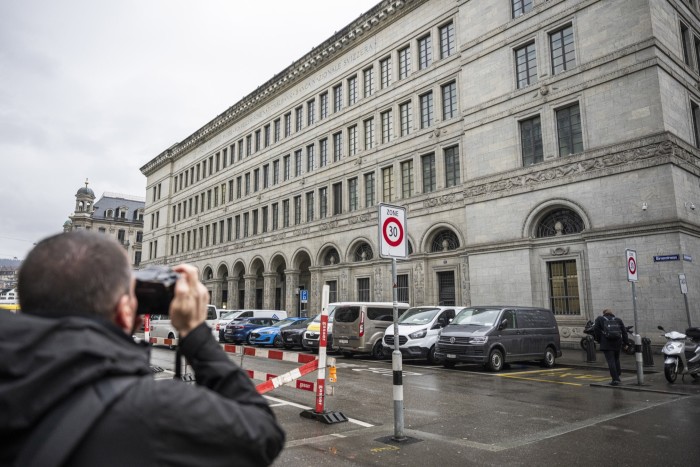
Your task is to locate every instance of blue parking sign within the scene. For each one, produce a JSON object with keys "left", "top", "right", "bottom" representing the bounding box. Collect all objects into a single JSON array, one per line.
[{"left": 300, "top": 289, "right": 308, "bottom": 303}]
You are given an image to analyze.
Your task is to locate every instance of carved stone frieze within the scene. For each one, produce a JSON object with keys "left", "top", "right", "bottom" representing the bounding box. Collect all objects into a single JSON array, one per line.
[
  {"left": 424, "top": 194, "right": 457, "bottom": 209},
  {"left": 319, "top": 220, "right": 340, "bottom": 231},
  {"left": 349, "top": 213, "right": 371, "bottom": 224}
]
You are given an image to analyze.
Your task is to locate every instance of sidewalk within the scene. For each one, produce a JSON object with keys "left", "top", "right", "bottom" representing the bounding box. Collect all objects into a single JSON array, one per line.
[{"left": 558, "top": 347, "right": 700, "bottom": 395}]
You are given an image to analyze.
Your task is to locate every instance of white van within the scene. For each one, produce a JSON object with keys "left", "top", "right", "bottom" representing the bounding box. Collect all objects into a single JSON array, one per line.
[
  {"left": 383, "top": 306, "right": 464, "bottom": 364},
  {"left": 150, "top": 305, "right": 221, "bottom": 348},
  {"left": 215, "top": 309, "right": 288, "bottom": 342}
]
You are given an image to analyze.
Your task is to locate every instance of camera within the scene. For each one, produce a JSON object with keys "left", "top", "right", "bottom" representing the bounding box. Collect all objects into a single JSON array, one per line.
[{"left": 134, "top": 266, "right": 179, "bottom": 315}]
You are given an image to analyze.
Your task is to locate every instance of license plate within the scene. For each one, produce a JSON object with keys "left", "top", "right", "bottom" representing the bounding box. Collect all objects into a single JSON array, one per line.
[
  {"left": 446, "top": 354, "right": 456, "bottom": 359},
  {"left": 286, "top": 337, "right": 293, "bottom": 342},
  {"left": 339, "top": 339, "right": 348, "bottom": 344}
]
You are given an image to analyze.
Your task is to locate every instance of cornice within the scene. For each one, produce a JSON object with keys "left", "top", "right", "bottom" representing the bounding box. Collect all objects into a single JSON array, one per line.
[{"left": 140, "top": 0, "right": 428, "bottom": 176}]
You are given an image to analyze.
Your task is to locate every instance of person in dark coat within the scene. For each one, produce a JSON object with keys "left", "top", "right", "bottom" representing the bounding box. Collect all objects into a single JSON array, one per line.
[
  {"left": 0, "top": 231, "right": 285, "bottom": 466},
  {"left": 594, "top": 308, "right": 629, "bottom": 386}
]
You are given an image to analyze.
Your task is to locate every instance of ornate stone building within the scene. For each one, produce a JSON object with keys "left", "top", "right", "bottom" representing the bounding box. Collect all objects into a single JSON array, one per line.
[
  {"left": 64, "top": 180, "right": 145, "bottom": 267},
  {"left": 140, "top": 0, "right": 700, "bottom": 346}
]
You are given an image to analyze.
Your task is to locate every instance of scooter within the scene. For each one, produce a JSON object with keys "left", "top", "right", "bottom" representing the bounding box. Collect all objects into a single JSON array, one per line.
[
  {"left": 658, "top": 325, "right": 700, "bottom": 383},
  {"left": 580, "top": 320, "right": 635, "bottom": 355}
]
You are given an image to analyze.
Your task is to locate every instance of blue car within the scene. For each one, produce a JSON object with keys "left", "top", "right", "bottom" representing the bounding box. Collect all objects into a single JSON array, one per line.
[
  {"left": 223, "top": 317, "right": 278, "bottom": 344},
  {"left": 249, "top": 317, "right": 308, "bottom": 347}
]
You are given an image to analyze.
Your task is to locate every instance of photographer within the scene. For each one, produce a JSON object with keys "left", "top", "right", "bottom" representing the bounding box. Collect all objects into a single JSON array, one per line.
[{"left": 0, "top": 231, "right": 284, "bottom": 466}]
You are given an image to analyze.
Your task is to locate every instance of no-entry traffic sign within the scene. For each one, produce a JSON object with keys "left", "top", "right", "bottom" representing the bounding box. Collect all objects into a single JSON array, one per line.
[
  {"left": 379, "top": 204, "right": 407, "bottom": 258},
  {"left": 626, "top": 249, "right": 638, "bottom": 282}
]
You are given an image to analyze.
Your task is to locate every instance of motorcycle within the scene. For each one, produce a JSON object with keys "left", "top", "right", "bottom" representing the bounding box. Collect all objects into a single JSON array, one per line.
[
  {"left": 658, "top": 325, "right": 700, "bottom": 383},
  {"left": 580, "top": 320, "right": 635, "bottom": 355}
]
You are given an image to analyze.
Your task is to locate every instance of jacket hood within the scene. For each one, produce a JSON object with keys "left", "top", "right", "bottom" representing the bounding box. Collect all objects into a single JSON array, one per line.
[{"left": 0, "top": 311, "right": 150, "bottom": 432}]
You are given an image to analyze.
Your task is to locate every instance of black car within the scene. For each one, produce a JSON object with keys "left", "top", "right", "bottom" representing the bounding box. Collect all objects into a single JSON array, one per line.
[{"left": 280, "top": 317, "right": 313, "bottom": 349}]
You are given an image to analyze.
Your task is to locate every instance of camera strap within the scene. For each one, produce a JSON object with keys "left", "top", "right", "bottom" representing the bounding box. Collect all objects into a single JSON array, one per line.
[{"left": 16, "top": 375, "right": 140, "bottom": 467}]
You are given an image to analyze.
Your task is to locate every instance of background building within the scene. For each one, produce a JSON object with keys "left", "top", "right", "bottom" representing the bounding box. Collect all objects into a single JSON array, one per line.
[
  {"left": 64, "top": 180, "right": 145, "bottom": 267},
  {"left": 140, "top": 0, "right": 700, "bottom": 346}
]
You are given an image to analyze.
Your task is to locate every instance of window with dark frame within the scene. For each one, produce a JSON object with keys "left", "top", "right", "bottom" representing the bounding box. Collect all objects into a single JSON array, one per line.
[
  {"left": 422, "top": 153, "right": 436, "bottom": 193},
  {"left": 319, "top": 187, "right": 328, "bottom": 219},
  {"left": 548, "top": 260, "right": 580, "bottom": 315},
  {"left": 420, "top": 92, "right": 433, "bottom": 128},
  {"left": 512, "top": 0, "right": 533, "bottom": 19},
  {"left": 439, "top": 21, "right": 455, "bottom": 59},
  {"left": 400, "top": 101, "right": 412, "bottom": 136},
  {"left": 520, "top": 116, "right": 544, "bottom": 166},
  {"left": 556, "top": 103, "right": 583, "bottom": 156},
  {"left": 396, "top": 274, "right": 409, "bottom": 303},
  {"left": 348, "top": 75, "right": 357, "bottom": 106},
  {"left": 401, "top": 160, "right": 414, "bottom": 198},
  {"left": 364, "top": 172, "right": 375, "bottom": 207},
  {"left": 348, "top": 177, "right": 358, "bottom": 212},
  {"left": 380, "top": 57, "right": 392, "bottom": 89},
  {"left": 444, "top": 146, "right": 460, "bottom": 188},
  {"left": 399, "top": 46, "right": 411, "bottom": 79},
  {"left": 363, "top": 67, "right": 374, "bottom": 97},
  {"left": 332, "top": 182, "right": 342, "bottom": 215},
  {"left": 381, "top": 110, "right": 393, "bottom": 143},
  {"left": 550, "top": 24, "right": 576, "bottom": 75},
  {"left": 442, "top": 81, "right": 457, "bottom": 120},
  {"left": 364, "top": 118, "right": 375, "bottom": 149},
  {"left": 515, "top": 41, "right": 537, "bottom": 88},
  {"left": 418, "top": 34, "right": 432, "bottom": 70},
  {"left": 692, "top": 101, "right": 700, "bottom": 148},
  {"left": 382, "top": 166, "right": 394, "bottom": 202},
  {"left": 357, "top": 278, "right": 370, "bottom": 302}
]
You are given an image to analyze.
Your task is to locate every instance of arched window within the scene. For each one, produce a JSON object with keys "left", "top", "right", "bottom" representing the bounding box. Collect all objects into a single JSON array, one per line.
[
  {"left": 430, "top": 230, "right": 460, "bottom": 252},
  {"left": 353, "top": 242, "right": 374, "bottom": 261},
  {"left": 324, "top": 248, "right": 340, "bottom": 265},
  {"left": 536, "top": 209, "right": 585, "bottom": 238}
]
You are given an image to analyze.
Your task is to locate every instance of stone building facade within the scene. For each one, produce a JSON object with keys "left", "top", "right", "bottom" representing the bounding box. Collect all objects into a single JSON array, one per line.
[
  {"left": 64, "top": 180, "right": 145, "bottom": 267},
  {"left": 140, "top": 0, "right": 700, "bottom": 346}
]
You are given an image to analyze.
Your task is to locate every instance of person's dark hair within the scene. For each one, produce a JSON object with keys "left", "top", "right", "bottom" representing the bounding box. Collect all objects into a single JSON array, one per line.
[{"left": 18, "top": 231, "right": 132, "bottom": 319}]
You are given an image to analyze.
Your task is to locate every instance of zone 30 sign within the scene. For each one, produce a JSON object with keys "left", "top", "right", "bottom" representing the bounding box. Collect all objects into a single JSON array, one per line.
[{"left": 378, "top": 204, "right": 407, "bottom": 259}]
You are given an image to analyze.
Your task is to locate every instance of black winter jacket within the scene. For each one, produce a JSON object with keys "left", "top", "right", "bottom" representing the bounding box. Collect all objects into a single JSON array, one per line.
[
  {"left": 0, "top": 311, "right": 285, "bottom": 466},
  {"left": 593, "top": 314, "right": 628, "bottom": 352}
]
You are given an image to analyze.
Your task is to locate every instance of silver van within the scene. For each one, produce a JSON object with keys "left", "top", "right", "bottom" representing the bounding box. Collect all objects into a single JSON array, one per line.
[
  {"left": 434, "top": 306, "right": 561, "bottom": 371},
  {"left": 333, "top": 302, "right": 410, "bottom": 359}
]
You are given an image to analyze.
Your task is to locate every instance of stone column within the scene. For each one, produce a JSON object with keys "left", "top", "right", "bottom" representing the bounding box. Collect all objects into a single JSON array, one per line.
[
  {"left": 244, "top": 274, "right": 257, "bottom": 309},
  {"left": 263, "top": 272, "right": 277, "bottom": 309},
  {"left": 227, "top": 278, "right": 238, "bottom": 310},
  {"left": 460, "top": 254, "right": 471, "bottom": 307},
  {"left": 309, "top": 267, "right": 321, "bottom": 316},
  {"left": 284, "top": 269, "right": 300, "bottom": 316},
  {"left": 210, "top": 281, "right": 221, "bottom": 308}
]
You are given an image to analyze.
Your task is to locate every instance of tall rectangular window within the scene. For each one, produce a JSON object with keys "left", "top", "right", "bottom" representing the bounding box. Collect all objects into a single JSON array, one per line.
[
  {"left": 306, "top": 191, "right": 315, "bottom": 222},
  {"left": 283, "top": 199, "right": 290, "bottom": 228},
  {"left": 381, "top": 110, "right": 393, "bottom": 143},
  {"left": 283, "top": 155, "right": 291, "bottom": 181},
  {"left": 252, "top": 210, "right": 258, "bottom": 235},
  {"left": 263, "top": 164, "right": 269, "bottom": 188},
  {"left": 333, "top": 132, "right": 343, "bottom": 161},
  {"left": 692, "top": 102, "right": 700, "bottom": 148},
  {"left": 246, "top": 135, "right": 252, "bottom": 156},
  {"left": 244, "top": 173, "right": 250, "bottom": 195},
  {"left": 400, "top": 101, "right": 412, "bottom": 136},
  {"left": 363, "top": 66, "right": 374, "bottom": 97},
  {"left": 520, "top": 116, "right": 543, "bottom": 166},
  {"left": 515, "top": 41, "right": 537, "bottom": 88},
  {"left": 422, "top": 153, "right": 436, "bottom": 193},
  {"left": 262, "top": 206, "right": 268, "bottom": 233},
  {"left": 264, "top": 124, "right": 270, "bottom": 147},
  {"left": 243, "top": 213, "right": 249, "bottom": 238},
  {"left": 253, "top": 169, "right": 259, "bottom": 192},
  {"left": 556, "top": 103, "right": 583, "bottom": 156},
  {"left": 320, "top": 92, "right": 329, "bottom": 119},
  {"left": 348, "top": 75, "right": 357, "bottom": 106},
  {"left": 295, "top": 106, "right": 303, "bottom": 132},
  {"left": 348, "top": 177, "right": 358, "bottom": 212},
  {"left": 236, "top": 176, "right": 242, "bottom": 199},
  {"left": 319, "top": 187, "right": 328, "bottom": 219},
  {"left": 364, "top": 118, "right": 375, "bottom": 149},
  {"left": 512, "top": 0, "right": 533, "bottom": 19},
  {"left": 382, "top": 166, "right": 394, "bottom": 202},
  {"left": 306, "top": 144, "right": 315, "bottom": 172},
  {"left": 357, "top": 278, "right": 370, "bottom": 302},
  {"left": 333, "top": 84, "right": 343, "bottom": 113},
  {"left": 420, "top": 92, "right": 433, "bottom": 129},
  {"left": 294, "top": 195, "right": 302, "bottom": 225},
  {"left": 235, "top": 216, "right": 241, "bottom": 239},
  {"left": 550, "top": 24, "right": 576, "bottom": 75},
  {"left": 348, "top": 125, "right": 357, "bottom": 156},
  {"left": 307, "top": 100, "right": 315, "bottom": 126},
  {"left": 327, "top": 281, "right": 338, "bottom": 303},
  {"left": 380, "top": 57, "right": 392, "bottom": 89},
  {"left": 398, "top": 46, "right": 411, "bottom": 79},
  {"left": 273, "top": 160, "right": 280, "bottom": 185},
  {"left": 444, "top": 146, "right": 460, "bottom": 188},
  {"left": 272, "top": 203, "right": 279, "bottom": 231},
  {"left": 401, "top": 160, "right": 414, "bottom": 198},
  {"left": 548, "top": 260, "right": 580, "bottom": 315},
  {"left": 364, "top": 172, "right": 375, "bottom": 207},
  {"left": 255, "top": 130, "right": 261, "bottom": 152},
  {"left": 396, "top": 274, "right": 409, "bottom": 303},
  {"left": 418, "top": 34, "right": 432, "bottom": 70},
  {"left": 439, "top": 21, "right": 455, "bottom": 59},
  {"left": 274, "top": 119, "right": 281, "bottom": 142},
  {"left": 442, "top": 81, "right": 457, "bottom": 120},
  {"left": 332, "top": 182, "right": 342, "bottom": 215},
  {"left": 294, "top": 149, "right": 302, "bottom": 177},
  {"left": 284, "top": 113, "right": 291, "bottom": 137},
  {"left": 238, "top": 140, "right": 244, "bottom": 160},
  {"left": 319, "top": 138, "right": 328, "bottom": 167}
]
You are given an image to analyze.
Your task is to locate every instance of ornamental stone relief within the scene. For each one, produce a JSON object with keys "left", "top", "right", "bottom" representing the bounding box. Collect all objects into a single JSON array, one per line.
[
  {"left": 319, "top": 220, "right": 340, "bottom": 231},
  {"left": 424, "top": 194, "right": 456, "bottom": 209},
  {"left": 413, "top": 262, "right": 424, "bottom": 304},
  {"left": 374, "top": 267, "right": 383, "bottom": 301},
  {"left": 349, "top": 213, "right": 372, "bottom": 224}
]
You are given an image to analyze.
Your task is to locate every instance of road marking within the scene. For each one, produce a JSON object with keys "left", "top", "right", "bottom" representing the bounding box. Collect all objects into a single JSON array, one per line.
[
  {"left": 496, "top": 367, "right": 610, "bottom": 385},
  {"left": 264, "top": 395, "right": 375, "bottom": 428},
  {"left": 497, "top": 374, "right": 583, "bottom": 386}
]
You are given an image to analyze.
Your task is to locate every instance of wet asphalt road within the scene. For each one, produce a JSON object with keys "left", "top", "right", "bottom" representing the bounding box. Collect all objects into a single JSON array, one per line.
[{"left": 150, "top": 345, "right": 700, "bottom": 466}]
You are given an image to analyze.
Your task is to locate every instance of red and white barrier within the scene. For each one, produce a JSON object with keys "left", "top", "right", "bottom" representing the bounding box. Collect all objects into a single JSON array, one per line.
[
  {"left": 222, "top": 344, "right": 316, "bottom": 364},
  {"left": 149, "top": 337, "right": 177, "bottom": 347},
  {"left": 254, "top": 359, "right": 319, "bottom": 394}
]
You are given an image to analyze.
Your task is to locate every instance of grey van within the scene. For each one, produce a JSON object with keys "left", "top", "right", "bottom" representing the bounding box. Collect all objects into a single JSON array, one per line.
[
  {"left": 333, "top": 302, "right": 410, "bottom": 359},
  {"left": 434, "top": 306, "right": 561, "bottom": 371}
]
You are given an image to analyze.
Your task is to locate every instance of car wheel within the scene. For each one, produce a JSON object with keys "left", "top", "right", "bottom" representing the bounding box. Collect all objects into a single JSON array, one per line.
[
  {"left": 371, "top": 340, "right": 385, "bottom": 360},
  {"left": 273, "top": 335, "right": 283, "bottom": 348},
  {"left": 487, "top": 349, "right": 504, "bottom": 372},
  {"left": 427, "top": 345, "right": 439, "bottom": 365},
  {"left": 246, "top": 334, "right": 253, "bottom": 345},
  {"left": 167, "top": 333, "right": 177, "bottom": 351},
  {"left": 541, "top": 346, "right": 556, "bottom": 368}
]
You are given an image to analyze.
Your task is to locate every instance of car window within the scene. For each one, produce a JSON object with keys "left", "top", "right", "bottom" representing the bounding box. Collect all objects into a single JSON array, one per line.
[
  {"left": 399, "top": 307, "right": 441, "bottom": 325},
  {"left": 335, "top": 306, "right": 361, "bottom": 322},
  {"left": 502, "top": 310, "right": 516, "bottom": 329},
  {"left": 207, "top": 306, "right": 217, "bottom": 320},
  {"left": 518, "top": 309, "right": 553, "bottom": 328},
  {"left": 367, "top": 307, "right": 394, "bottom": 321},
  {"left": 452, "top": 307, "right": 502, "bottom": 326}
]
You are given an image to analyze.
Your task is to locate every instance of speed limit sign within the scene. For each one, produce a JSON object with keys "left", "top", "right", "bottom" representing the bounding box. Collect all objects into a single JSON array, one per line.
[
  {"left": 379, "top": 204, "right": 407, "bottom": 258},
  {"left": 626, "top": 249, "right": 638, "bottom": 282}
]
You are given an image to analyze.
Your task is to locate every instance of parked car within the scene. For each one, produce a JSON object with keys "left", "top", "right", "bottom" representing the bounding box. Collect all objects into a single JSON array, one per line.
[
  {"left": 434, "top": 306, "right": 562, "bottom": 371},
  {"left": 303, "top": 306, "right": 339, "bottom": 352},
  {"left": 249, "top": 317, "right": 308, "bottom": 347},
  {"left": 214, "top": 310, "right": 240, "bottom": 341},
  {"left": 151, "top": 305, "right": 220, "bottom": 349},
  {"left": 217, "top": 309, "right": 288, "bottom": 342},
  {"left": 223, "top": 317, "right": 279, "bottom": 344},
  {"left": 333, "top": 302, "right": 410, "bottom": 359},
  {"left": 383, "top": 306, "right": 464, "bottom": 364},
  {"left": 280, "top": 317, "right": 314, "bottom": 349}
]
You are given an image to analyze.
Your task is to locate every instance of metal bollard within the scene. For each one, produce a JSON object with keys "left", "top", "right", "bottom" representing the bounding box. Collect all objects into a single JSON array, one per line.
[
  {"left": 642, "top": 337, "right": 654, "bottom": 367},
  {"left": 584, "top": 335, "right": 596, "bottom": 363}
]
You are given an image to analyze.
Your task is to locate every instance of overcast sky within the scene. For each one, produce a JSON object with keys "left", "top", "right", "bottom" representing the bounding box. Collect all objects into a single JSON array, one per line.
[{"left": 0, "top": 0, "right": 380, "bottom": 260}]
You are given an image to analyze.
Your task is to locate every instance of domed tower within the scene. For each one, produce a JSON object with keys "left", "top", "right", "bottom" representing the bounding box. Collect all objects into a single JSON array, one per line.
[
  {"left": 62, "top": 219, "right": 72, "bottom": 233},
  {"left": 75, "top": 179, "right": 95, "bottom": 214}
]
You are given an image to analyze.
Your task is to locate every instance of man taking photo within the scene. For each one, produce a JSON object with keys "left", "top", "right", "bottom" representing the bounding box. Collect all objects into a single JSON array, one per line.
[{"left": 0, "top": 231, "right": 284, "bottom": 466}]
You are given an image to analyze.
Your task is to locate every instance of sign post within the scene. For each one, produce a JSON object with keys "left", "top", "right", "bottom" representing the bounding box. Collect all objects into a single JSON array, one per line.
[
  {"left": 626, "top": 249, "right": 643, "bottom": 385},
  {"left": 378, "top": 204, "right": 407, "bottom": 441},
  {"left": 679, "top": 273, "right": 692, "bottom": 328}
]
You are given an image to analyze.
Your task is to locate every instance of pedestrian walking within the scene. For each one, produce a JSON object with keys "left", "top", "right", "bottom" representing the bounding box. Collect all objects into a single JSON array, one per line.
[{"left": 594, "top": 308, "right": 629, "bottom": 386}]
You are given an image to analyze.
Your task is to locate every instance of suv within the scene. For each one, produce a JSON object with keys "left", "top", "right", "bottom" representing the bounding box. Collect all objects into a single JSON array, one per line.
[
  {"left": 333, "top": 302, "right": 409, "bottom": 359},
  {"left": 434, "top": 306, "right": 562, "bottom": 371}
]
